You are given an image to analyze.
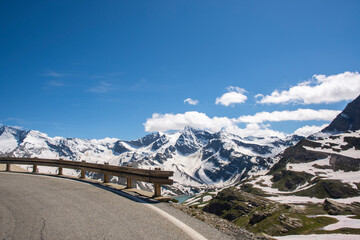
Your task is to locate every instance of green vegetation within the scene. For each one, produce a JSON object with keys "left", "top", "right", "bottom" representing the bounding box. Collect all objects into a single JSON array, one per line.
[
  {"left": 239, "top": 183, "right": 273, "bottom": 197},
  {"left": 196, "top": 132, "right": 360, "bottom": 237},
  {"left": 272, "top": 170, "right": 314, "bottom": 191},
  {"left": 201, "top": 187, "right": 360, "bottom": 237},
  {"left": 238, "top": 211, "right": 338, "bottom": 236}
]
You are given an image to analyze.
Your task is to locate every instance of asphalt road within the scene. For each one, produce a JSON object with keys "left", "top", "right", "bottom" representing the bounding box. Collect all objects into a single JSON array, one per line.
[{"left": 0, "top": 172, "right": 235, "bottom": 240}]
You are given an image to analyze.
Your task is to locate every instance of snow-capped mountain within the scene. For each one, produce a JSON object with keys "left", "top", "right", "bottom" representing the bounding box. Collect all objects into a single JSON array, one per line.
[
  {"left": 198, "top": 95, "right": 360, "bottom": 238},
  {"left": 242, "top": 95, "right": 360, "bottom": 201},
  {"left": 0, "top": 125, "right": 302, "bottom": 195}
]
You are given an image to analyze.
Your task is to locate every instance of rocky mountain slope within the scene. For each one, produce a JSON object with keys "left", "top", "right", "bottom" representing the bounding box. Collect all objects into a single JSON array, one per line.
[
  {"left": 234, "top": 95, "right": 360, "bottom": 201},
  {"left": 186, "top": 95, "right": 360, "bottom": 238},
  {"left": 259, "top": 130, "right": 360, "bottom": 199},
  {"left": 0, "top": 125, "right": 302, "bottom": 195},
  {"left": 322, "top": 94, "right": 360, "bottom": 133}
]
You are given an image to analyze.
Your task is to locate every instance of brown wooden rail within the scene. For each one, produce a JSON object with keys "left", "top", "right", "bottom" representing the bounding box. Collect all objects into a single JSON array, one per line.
[{"left": 0, "top": 157, "right": 173, "bottom": 197}]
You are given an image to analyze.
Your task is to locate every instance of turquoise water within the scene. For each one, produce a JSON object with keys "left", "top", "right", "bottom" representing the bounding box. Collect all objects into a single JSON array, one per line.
[{"left": 172, "top": 195, "right": 193, "bottom": 204}]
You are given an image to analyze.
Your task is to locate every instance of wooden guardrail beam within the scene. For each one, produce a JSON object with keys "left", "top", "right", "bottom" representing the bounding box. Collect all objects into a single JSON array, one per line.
[{"left": 0, "top": 157, "right": 173, "bottom": 197}]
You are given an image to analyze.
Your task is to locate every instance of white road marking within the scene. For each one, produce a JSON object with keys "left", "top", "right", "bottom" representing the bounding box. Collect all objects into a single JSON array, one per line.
[
  {"left": 144, "top": 201, "right": 208, "bottom": 240},
  {"left": 121, "top": 191, "right": 208, "bottom": 240}
]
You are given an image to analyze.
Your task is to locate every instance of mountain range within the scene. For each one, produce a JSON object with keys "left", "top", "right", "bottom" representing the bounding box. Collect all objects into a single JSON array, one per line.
[
  {"left": 0, "top": 125, "right": 302, "bottom": 195},
  {"left": 1, "top": 95, "right": 359, "bottom": 197}
]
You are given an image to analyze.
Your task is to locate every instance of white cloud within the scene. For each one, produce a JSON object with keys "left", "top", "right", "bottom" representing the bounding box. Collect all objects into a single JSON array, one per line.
[
  {"left": 143, "top": 111, "right": 287, "bottom": 138},
  {"left": 47, "top": 80, "right": 64, "bottom": 87},
  {"left": 226, "top": 123, "right": 286, "bottom": 139},
  {"left": 257, "top": 71, "right": 360, "bottom": 104},
  {"left": 144, "top": 111, "right": 235, "bottom": 132},
  {"left": 88, "top": 81, "right": 113, "bottom": 93},
  {"left": 184, "top": 98, "right": 199, "bottom": 105},
  {"left": 9, "top": 125, "right": 23, "bottom": 130},
  {"left": 43, "top": 71, "right": 65, "bottom": 77},
  {"left": 237, "top": 109, "right": 340, "bottom": 123},
  {"left": 293, "top": 124, "right": 328, "bottom": 137},
  {"left": 216, "top": 86, "right": 247, "bottom": 106},
  {"left": 144, "top": 108, "right": 340, "bottom": 139}
]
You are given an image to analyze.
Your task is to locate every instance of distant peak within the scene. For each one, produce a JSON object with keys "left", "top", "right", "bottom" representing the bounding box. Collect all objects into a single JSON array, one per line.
[
  {"left": 181, "top": 126, "right": 197, "bottom": 134},
  {"left": 182, "top": 125, "right": 212, "bottom": 133},
  {"left": 183, "top": 125, "right": 195, "bottom": 131},
  {"left": 1, "top": 125, "right": 22, "bottom": 130},
  {"left": 322, "top": 94, "right": 360, "bottom": 133},
  {"left": 0, "top": 125, "right": 27, "bottom": 134}
]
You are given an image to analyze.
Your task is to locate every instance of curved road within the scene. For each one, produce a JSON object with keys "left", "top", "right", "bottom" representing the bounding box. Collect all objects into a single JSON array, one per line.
[{"left": 0, "top": 172, "right": 236, "bottom": 240}]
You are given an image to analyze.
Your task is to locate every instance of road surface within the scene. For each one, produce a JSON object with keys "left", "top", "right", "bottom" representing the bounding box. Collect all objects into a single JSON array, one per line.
[{"left": 0, "top": 172, "right": 236, "bottom": 240}]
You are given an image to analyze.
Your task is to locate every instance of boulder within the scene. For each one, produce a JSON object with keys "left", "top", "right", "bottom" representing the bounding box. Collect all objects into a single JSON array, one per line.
[
  {"left": 278, "top": 214, "right": 303, "bottom": 229},
  {"left": 249, "top": 211, "right": 270, "bottom": 225},
  {"left": 323, "top": 198, "right": 360, "bottom": 215}
]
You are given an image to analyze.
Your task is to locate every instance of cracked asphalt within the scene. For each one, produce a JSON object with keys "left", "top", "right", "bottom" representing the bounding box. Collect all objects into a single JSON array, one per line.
[{"left": 0, "top": 172, "right": 234, "bottom": 240}]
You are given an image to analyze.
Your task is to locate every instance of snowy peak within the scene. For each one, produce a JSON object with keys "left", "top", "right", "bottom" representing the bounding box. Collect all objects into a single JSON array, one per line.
[
  {"left": 0, "top": 126, "right": 29, "bottom": 153},
  {"left": 0, "top": 126, "right": 29, "bottom": 141},
  {"left": 175, "top": 127, "right": 214, "bottom": 155},
  {"left": 322, "top": 94, "right": 360, "bottom": 133},
  {"left": 112, "top": 140, "right": 130, "bottom": 155},
  {"left": 126, "top": 132, "right": 162, "bottom": 148}
]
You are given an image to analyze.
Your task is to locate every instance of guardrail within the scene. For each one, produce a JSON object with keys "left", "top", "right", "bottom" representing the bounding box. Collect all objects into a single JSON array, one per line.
[{"left": 0, "top": 157, "right": 173, "bottom": 197}]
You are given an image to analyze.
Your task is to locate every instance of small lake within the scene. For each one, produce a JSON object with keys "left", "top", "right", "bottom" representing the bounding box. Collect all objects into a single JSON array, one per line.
[{"left": 172, "top": 195, "right": 193, "bottom": 204}]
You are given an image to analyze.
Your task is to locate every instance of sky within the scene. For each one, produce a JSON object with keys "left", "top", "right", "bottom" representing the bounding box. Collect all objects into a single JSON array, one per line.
[{"left": 0, "top": 0, "right": 360, "bottom": 140}]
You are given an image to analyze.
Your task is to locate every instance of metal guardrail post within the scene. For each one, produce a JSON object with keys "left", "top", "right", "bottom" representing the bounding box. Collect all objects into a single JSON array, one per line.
[
  {"left": 33, "top": 164, "right": 37, "bottom": 173},
  {"left": 103, "top": 162, "right": 109, "bottom": 183},
  {"left": 153, "top": 168, "right": 162, "bottom": 197},
  {"left": 153, "top": 183, "right": 161, "bottom": 197},
  {"left": 6, "top": 163, "right": 10, "bottom": 172},
  {"left": 126, "top": 178, "right": 132, "bottom": 188},
  {"left": 58, "top": 166, "right": 63, "bottom": 175},
  {"left": 80, "top": 160, "right": 86, "bottom": 179},
  {"left": 126, "top": 163, "right": 132, "bottom": 188}
]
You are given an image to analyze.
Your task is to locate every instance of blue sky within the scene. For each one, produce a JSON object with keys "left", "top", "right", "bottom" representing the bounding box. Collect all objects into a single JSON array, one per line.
[{"left": 1, "top": 0, "right": 359, "bottom": 140}]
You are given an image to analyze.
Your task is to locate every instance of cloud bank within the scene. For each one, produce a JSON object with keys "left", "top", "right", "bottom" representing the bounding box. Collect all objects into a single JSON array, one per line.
[
  {"left": 237, "top": 109, "right": 340, "bottom": 123},
  {"left": 144, "top": 108, "right": 338, "bottom": 137},
  {"left": 143, "top": 111, "right": 288, "bottom": 138},
  {"left": 216, "top": 86, "right": 247, "bottom": 106},
  {"left": 294, "top": 124, "right": 328, "bottom": 137},
  {"left": 257, "top": 71, "right": 360, "bottom": 104},
  {"left": 144, "top": 111, "right": 234, "bottom": 132},
  {"left": 42, "top": 71, "right": 66, "bottom": 77}
]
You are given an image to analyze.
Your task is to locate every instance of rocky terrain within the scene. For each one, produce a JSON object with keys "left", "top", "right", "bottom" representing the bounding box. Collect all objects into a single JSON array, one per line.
[
  {"left": 183, "top": 95, "right": 360, "bottom": 238},
  {"left": 201, "top": 187, "right": 360, "bottom": 236},
  {"left": 242, "top": 95, "right": 360, "bottom": 201}
]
